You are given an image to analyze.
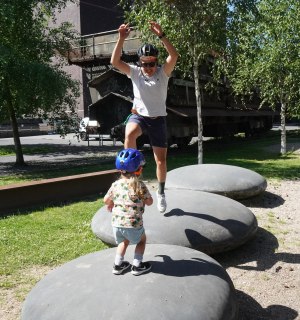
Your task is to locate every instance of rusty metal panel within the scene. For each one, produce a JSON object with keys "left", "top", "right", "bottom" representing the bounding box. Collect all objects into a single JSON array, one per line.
[{"left": 0, "top": 170, "right": 119, "bottom": 216}]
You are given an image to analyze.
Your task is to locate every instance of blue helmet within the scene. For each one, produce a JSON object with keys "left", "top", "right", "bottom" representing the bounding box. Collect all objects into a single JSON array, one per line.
[{"left": 115, "top": 148, "right": 145, "bottom": 172}]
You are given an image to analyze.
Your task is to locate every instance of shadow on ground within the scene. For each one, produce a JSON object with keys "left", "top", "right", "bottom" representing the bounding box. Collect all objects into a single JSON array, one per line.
[
  {"left": 239, "top": 190, "right": 285, "bottom": 209},
  {"left": 213, "top": 227, "right": 299, "bottom": 319},
  {"left": 236, "top": 290, "right": 298, "bottom": 320},
  {"left": 214, "top": 227, "right": 300, "bottom": 271}
]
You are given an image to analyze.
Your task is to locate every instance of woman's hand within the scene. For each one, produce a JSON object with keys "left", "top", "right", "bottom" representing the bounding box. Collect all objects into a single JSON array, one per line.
[
  {"left": 118, "top": 23, "right": 131, "bottom": 40},
  {"left": 149, "top": 21, "right": 163, "bottom": 37}
]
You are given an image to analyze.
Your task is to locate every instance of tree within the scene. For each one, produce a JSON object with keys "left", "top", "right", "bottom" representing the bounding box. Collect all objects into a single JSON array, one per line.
[
  {"left": 120, "top": 0, "right": 228, "bottom": 163},
  {"left": 0, "top": 0, "right": 80, "bottom": 166},
  {"left": 223, "top": 0, "right": 300, "bottom": 154}
]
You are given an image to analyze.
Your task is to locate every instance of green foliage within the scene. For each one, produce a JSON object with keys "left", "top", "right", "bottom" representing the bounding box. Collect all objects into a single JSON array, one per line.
[
  {"left": 0, "top": 0, "right": 80, "bottom": 147},
  {"left": 224, "top": 0, "right": 300, "bottom": 118},
  {"left": 119, "top": 0, "right": 234, "bottom": 163},
  {"left": 120, "top": 0, "right": 228, "bottom": 76}
]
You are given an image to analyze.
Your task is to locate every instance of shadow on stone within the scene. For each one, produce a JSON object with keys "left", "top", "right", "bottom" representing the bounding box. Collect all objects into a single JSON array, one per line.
[
  {"left": 92, "top": 190, "right": 258, "bottom": 255},
  {"left": 149, "top": 255, "right": 230, "bottom": 281},
  {"left": 165, "top": 209, "right": 256, "bottom": 238},
  {"left": 164, "top": 208, "right": 257, "bottom": 253}
]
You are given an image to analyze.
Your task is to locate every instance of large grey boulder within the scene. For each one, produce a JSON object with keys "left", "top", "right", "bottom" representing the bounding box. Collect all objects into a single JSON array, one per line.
[
  {"left": 165, "top": 164, "right": 267, "bottom": 199},
  {"left": 22, "top": 244, "right": 238, "bottom": 320},
  {"left": 92, "top": 189, "right": 257, "bottom": 254}
]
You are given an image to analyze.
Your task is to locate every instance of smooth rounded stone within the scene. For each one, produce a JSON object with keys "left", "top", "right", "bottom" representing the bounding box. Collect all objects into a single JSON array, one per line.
[
  {"left": 21, "top": 244, "right": 238, "bottom": 320},
  {"left": 92, "top": 189, "right": 258, "bottom": 254},
  {"left": 165, "top": 164, "right": 267, "bottom": 199}
]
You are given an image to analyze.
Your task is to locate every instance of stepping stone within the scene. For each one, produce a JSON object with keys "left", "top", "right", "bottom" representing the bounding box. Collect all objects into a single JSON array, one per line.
[
  {"left": 92, "top": 189, "right": 257, "bottom": 254},
  {"left": 21, "top": 244, "right": 238, "bottom": 320},
  {"left": 165, "top": 164, "right": 267, "bottom": 199}
]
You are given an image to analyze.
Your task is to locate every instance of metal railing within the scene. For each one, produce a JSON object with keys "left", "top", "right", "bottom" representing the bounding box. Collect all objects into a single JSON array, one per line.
[{"left": 68, "top": 29, "right": 142, "bottom": 63}]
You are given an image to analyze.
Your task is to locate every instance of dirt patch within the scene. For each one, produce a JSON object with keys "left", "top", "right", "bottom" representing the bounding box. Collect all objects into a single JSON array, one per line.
[
  {"left": 0, "top": 180, "right": 299, "bottom": 320},
  {"left": 0, "top": 266, "right": 54, "bottom": 320}
]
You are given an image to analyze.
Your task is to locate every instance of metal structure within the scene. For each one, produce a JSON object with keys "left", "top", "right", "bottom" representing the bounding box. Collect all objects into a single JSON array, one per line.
[{"left": 68, "top": 29, "right": 276, "bottom": 147}]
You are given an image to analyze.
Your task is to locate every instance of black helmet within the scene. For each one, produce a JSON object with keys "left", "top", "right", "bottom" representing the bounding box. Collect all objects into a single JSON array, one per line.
[{"left": 137, "top": 44, "right": 159, "bottom": 58}]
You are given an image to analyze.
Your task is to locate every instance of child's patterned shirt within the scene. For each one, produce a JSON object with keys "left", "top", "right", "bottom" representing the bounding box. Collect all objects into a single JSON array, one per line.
[{"left": 105, "top": 178, "right": 151, "bottom": 228}]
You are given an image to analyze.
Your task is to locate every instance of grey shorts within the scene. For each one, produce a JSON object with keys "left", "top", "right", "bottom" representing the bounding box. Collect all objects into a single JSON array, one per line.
[
  {"left": 113, "top": 226, "right": 145, "bottom": 244},
  {"left": 127, "top": 113, "right": 168, "bottom": 148}
]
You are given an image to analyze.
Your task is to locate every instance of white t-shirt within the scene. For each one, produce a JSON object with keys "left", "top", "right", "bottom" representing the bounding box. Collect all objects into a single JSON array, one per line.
[{"left": 128, "top": 65, "right": 169, "bottom": 117}]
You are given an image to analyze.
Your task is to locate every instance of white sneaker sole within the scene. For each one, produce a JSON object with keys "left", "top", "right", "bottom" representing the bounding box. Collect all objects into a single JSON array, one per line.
[{"left": 131, "top": 265, "right": 152, "bottom": 276}]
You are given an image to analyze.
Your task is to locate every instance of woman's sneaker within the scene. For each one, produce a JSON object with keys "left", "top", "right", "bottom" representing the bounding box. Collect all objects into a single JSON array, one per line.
[
  {"left": 156, "top": 191, "right": 167, "bottom": 213},
  {"left": 112, "top": 261, "right": 131, "bottom": 275},
  {"left": 131, "top": 262, "right": 152, "bottom": 276}
]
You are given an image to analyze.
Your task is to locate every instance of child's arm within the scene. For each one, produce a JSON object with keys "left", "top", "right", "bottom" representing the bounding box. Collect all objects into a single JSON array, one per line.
[
  {"left": 144, "top": 196, "right": 153, "bottom": 206},
  {"left": 104, "top": 194, "right": 114, "bottom": 212},
  {"left": 140, "top": 182, "right": 153, "bottom": 206}
]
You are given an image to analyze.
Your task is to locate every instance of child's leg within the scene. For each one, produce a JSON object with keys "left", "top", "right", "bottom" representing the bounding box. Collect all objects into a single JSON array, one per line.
[
  {"left": 132, "top": 233, "right": 146, "bottom": 267},
  {"left": 115, "top": 239, "right": 129, "bottom": 266}
]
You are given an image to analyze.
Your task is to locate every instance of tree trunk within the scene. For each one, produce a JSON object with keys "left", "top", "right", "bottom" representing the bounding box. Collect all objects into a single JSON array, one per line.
[
  {"left": 5, "top": 79, "right": 25, "bottom": 166},
  {"left": 193, "top": 56, "right": 203, "bottom": 164},
  {"left": 280, "top": 100, "right": 287, "bottom": 155}
]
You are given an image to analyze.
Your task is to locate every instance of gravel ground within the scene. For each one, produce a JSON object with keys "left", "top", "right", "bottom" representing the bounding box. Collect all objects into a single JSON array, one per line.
[
  {"left": 1, "top": 179, "right": 299, "bottom": 320},
  {"left": 215, "top": 179, "right": 300, "bottom": 320}
]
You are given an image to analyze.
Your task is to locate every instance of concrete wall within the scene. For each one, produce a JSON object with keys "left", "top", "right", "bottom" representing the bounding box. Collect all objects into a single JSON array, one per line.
[
  {"left": 55, "top": 0, "right": 124, "bottom": 118},
  {"left": 0, "top": 170, "right": 119, "bottom": 216}
]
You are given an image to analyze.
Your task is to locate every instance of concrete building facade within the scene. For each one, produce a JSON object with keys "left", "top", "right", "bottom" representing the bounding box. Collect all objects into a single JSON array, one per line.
[{"left": 56, "top": 0, "right": 124, "bottom": 118}]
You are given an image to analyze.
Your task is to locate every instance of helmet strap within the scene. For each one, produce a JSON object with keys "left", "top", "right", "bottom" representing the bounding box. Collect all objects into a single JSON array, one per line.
[{"left": 133, "top": 166, "right": 143, "bottom": 176}]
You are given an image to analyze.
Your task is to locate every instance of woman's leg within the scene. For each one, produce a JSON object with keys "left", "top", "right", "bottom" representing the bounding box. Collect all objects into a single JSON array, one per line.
[
  {"left": 124, "top": 122, "right": 142, "bottom": 149},
  {"left": 152, "top": 146, "right": 168, "bottom": 185},
  {"left": 152, "top": 146, "right": 168, "bottom": 213}
]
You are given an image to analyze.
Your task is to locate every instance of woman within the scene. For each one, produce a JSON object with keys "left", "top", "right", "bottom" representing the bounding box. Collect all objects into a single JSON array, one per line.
[{"left": 110, "top": 20, "right": 179, "bottom": 213}]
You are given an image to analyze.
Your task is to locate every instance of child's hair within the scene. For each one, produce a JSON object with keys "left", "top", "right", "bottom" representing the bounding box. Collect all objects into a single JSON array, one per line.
[{"left": 122, "top": 172, "right": 145, "bottom": 201}]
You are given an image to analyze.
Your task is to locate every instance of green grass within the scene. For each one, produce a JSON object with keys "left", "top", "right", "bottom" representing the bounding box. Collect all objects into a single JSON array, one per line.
[
  {"left": 1, "top": 130, "right": 299, "bottom": 186},
  {"left": 0, "top": 198, "right": 108, "bottom": 292},
  {"left": 142, "top": 130, "right": 300, "bottom": 181},
  {"left": 0, "top": 145, "right": 57, "bottom": 156}
]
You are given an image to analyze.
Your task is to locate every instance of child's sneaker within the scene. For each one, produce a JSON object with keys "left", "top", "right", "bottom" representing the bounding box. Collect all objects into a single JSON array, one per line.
[
  {"left": 131, "top": 262, "right": 152, "bottom": 276},
  {"left": 156, "top": 191, "right": 167, "bottom": 213},
  {"left": 112, "top": 261, "right": 131, "bottom": 275}
]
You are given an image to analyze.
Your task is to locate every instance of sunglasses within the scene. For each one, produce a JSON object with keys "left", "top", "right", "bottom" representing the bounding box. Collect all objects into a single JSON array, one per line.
[{"left": 141, "top": 62, "right": 157, "bottom": 68}]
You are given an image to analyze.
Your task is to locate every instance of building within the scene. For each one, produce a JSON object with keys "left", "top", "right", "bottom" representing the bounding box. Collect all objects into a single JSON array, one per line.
[{"left": 56, "top": 0, "right": 124, "bottom": 118}]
